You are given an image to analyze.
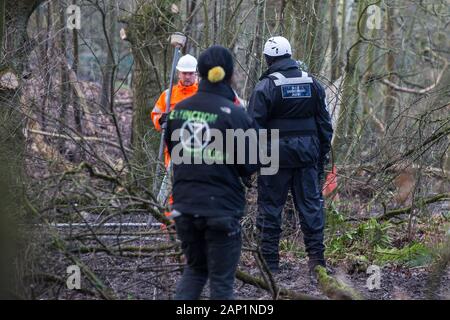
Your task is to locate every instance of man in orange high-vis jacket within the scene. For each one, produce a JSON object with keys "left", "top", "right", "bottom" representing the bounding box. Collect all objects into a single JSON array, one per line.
[
  {"left": 152, "top": 54, "right": 198, "bottom": 219},
  {"left": 151, "top": 54, "right": 199, "bottom": 167}
]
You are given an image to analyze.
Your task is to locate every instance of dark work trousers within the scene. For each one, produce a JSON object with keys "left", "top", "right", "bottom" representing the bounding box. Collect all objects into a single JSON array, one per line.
[
  {"left": 256, "top": 166, "right": 325, "bottom": 270},
  {"left": 174, "top": 214, "right": 242, "bottom": 300}
]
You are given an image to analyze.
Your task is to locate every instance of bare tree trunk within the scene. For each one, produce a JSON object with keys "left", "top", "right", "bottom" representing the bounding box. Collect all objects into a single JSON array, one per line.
[
  {"left": 330, "top": 0, "right": 339, "bottom": 81},
  {"left": 41, "top": 1, "right": 53, "bottom": 131},
  {"left": 336, "top": 0, "right": 349, "bottom": 80},
  {"left": 0, "top": 0, "right": 44, "bottom": 296},
  {"left": 0, "top": 0, "right": 41, "bottom": 172},
  {"left": 0, "top": 0, "right": 4, "bottom": 58},
  {"left": 289, "top": 0, "right": 327, "bottom": 74},
  {"left": 361, "top": 26, "right": 379, "bottom": 133},
  {"left": 279, "top": 0, "right": 287, "bottom": 33},
  {"left": 129, "top": 47, "right": 160, "bottom": 167},
  {"left": 54, "top": 1, "right": 70, "bottom": 154},
  {"left": 244, "top": 0, "right": 264, "bottom": 100},
  {"left": 310, "top": 0, "right": 328, "bottom": 74},
  {"left": 183, "top": 0, "right": 197, "bottom": 53},
  {"left": 332, "top": 0, "right": 365, "bottom": 163},
  {"left": 100, "top": 0, "right": 117, "bottom": 111},
  {"left": 384, "top": 1, "right": 396, "bottom": 125},
  {"left": 201, "top": 0, "right": 210, "bottom": 48},
  {"left": 224, "top": 0, "right": 242, "bottom": 50},
  {"left": 72, "top": 0, "right": 82, "bottom": 138},
  {"left": 213, "top": 0, "right": 218, "bottom": 44},
  {"left": 124, "top": 0, "right": 178, "bottom": 171}
]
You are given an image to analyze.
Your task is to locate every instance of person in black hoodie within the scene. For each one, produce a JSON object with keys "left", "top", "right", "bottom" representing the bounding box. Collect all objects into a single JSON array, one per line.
[
  {"left": 165, "top": 45, "right": 258, "bottom": 300},
  {"left": 247, "top": 36, "right": 333, "bottom": 282}
]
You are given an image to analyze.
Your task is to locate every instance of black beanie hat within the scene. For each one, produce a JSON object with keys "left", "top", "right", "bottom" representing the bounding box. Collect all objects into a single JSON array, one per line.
[{"left": 197, "top": 45, "right": 234, "bottom": 83}]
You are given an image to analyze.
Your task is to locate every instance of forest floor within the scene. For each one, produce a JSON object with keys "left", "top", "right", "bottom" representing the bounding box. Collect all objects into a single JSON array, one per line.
[
  {"left": 30, "top": 199, "right": 450, "bottom": 300},
  {"left": 32, "top": 231, "right": 450, "bottom": 300},
  {"left": 237, "top": 252, "right": 450, "bottom": 300},
  {"left": 24, "top": 81, "right": 449, "bottom": 300}
]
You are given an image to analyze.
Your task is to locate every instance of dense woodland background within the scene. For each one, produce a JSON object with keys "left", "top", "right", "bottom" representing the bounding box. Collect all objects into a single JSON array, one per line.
[{"left": 0, "top": 0, "right": 449, "bottom": 299}]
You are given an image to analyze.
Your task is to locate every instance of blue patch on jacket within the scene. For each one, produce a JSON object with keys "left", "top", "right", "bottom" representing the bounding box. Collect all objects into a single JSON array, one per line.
[{"left": 281, "top": 84, "right": 311, "bottom": 99}]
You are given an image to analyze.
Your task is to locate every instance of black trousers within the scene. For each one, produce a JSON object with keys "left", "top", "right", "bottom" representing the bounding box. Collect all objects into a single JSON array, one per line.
[
  {"left": 256, "top": 166, "right": 325, "bottom": 270},
  {"left": 174, "top": 214, "right": 242, "bottom": 300}
]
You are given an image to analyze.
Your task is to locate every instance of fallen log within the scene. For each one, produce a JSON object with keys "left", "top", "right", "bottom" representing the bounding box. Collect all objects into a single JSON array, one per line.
[
  {"left": 377, "top": 192, "right": 450, "bottom": 221},
  {"left": 71, "top": 243, "right": 178, "bottom": 254},
  {"left": 315, "top": 266, "right": 362, "bottom": 300},
  {"left": 27, "top": 128, "right": 132, "bottom": 152}
]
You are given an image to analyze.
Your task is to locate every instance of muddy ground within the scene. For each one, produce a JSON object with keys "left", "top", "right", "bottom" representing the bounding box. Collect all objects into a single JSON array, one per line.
[{"left": 30, "top": 209, "right": 449, "bottom": 300}]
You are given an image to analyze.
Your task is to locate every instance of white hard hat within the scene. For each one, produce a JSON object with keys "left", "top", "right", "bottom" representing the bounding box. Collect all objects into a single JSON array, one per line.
[
  {"left": 176, "top": 54, "right": 197, "bottom": 72},
  {"left": 263, "top": 36, "right": 292, "bottom": 57}
]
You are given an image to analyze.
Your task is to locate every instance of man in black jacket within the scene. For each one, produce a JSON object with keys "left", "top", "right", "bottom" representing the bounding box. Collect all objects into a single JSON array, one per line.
[
  {"left": 247, "top": 36, "right": 333, "bottom": 281},
  {"left": 165, "top": 45, "right": 258, "bottom": 299}
]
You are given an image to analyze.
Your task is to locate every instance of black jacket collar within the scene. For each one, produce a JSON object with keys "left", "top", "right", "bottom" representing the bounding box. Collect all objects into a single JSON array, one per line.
[
  {"left": 260, "top": 58, "right": 298, "bottom": 80},
  {"left": 198, "top": 79, "right": 236, "bottom": 102}
]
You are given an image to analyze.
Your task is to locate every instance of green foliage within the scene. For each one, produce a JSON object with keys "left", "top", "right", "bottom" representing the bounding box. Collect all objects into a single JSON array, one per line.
[
  {"left": 325, "top": 218, "right": 393, "bottom": 260},
  {"left": 325, "top": 206, "right": 433, "bottom": 268},
  {"left": 326, "top": 204, "right": 393, "bottom": 255},
  {"left": 374, "top": 242, "right": 434, "bottom": 267},
  {"left": 356, "top": 218, "right": 393, "bottom": 248},
  {"left": 326, "top": 203, "right": 347, "bottom": 235}
]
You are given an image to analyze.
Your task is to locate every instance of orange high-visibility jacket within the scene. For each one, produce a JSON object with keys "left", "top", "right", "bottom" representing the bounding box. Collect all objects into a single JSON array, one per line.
[
  {"left": 151, "top": 81, "right": 199, "bottom": 131},
  {"left": 151, "top": 81, "right": 198, "bottom": 167}
]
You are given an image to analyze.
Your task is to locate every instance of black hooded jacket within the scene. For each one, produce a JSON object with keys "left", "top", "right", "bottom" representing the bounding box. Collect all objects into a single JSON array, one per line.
[
  {"left": 165, "top": 80, "right": 258, "bottom": 217},
  {"left": 247, "top": 57, "right": 333, "bottom": 168}
]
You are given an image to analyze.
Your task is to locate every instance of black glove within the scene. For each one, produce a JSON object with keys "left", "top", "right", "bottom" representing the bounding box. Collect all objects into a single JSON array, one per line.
[
  {"left": 241, "top": 176, "right": 253, "bottom": 189},
  {"left": 158, "top": 113, "right": 169, "bottom": 126}
]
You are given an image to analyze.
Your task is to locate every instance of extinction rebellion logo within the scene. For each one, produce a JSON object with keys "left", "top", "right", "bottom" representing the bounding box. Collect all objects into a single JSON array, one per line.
[{"left": 180, "top": 119, "right": 211, "bottom": 152}]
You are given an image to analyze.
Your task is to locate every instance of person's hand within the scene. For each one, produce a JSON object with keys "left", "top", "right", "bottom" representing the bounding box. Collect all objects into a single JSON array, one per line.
[{"left": 158, "top": 113, "right": 169, "bottom": 126}]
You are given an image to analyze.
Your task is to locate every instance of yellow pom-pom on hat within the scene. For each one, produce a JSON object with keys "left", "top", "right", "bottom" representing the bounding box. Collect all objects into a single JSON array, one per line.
[
  {"left": 208, "top": 66, "right": 226, "bottom": 83},
  {"left": 198, "top": 46, "right": 234, "bottom": 82}
]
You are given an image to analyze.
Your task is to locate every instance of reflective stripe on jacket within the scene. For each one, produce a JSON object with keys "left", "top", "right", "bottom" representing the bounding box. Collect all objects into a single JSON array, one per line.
[{"left": 151, "top": 81, "right": 199, "bottom": 131}]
